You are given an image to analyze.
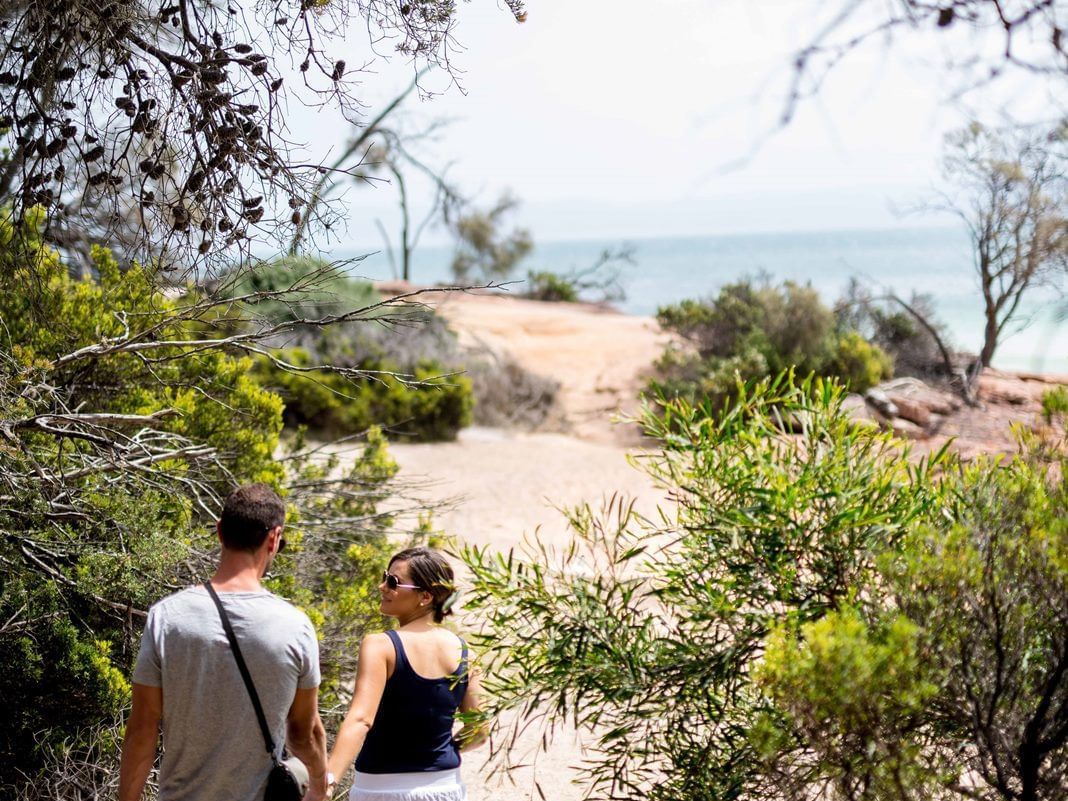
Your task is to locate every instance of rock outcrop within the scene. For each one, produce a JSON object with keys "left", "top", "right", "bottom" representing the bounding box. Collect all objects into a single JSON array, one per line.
[{"left": 846, "top": 370, "right": 1067, "bottom": 460}]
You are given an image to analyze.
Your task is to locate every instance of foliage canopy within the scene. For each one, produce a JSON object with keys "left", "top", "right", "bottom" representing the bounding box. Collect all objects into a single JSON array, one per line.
[{"left": 0, "top": 0, "right": 526, "bottom": 269}]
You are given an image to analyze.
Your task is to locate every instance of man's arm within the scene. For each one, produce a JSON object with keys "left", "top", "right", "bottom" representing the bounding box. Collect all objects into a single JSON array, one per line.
[
  {"left": 456, "top": 661, "right": 490, "bottom": 751},
  {"left": 287, "top": 686, "right": 329, "bottom": 801},
  {"left": 118, "top": 683, "right": 162, "bottom": 801}
]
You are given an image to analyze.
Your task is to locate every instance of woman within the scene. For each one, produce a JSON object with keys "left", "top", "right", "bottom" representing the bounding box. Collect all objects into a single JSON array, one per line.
[{"left": 327, "top": 547, "right": 486, "bottom": 801}]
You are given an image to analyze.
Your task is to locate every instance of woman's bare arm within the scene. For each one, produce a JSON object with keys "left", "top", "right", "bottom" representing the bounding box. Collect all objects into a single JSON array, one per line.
[{"left": 327, "top": 634, "right": 391, "bottom": 783}]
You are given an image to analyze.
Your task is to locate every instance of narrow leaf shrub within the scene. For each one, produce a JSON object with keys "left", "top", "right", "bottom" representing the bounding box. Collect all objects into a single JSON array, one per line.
[{"left": 460, "top": 374, "right": 945, "bottom": 801}]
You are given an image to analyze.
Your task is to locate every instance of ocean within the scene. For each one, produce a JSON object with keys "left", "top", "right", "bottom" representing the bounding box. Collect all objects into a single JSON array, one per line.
[{"left": 340, "top": 226, "right": 1068, "bottom": 375}]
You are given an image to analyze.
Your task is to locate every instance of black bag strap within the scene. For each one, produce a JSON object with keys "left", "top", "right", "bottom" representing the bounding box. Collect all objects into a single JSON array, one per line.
[{"left": 204, "top": 582, "right": 276, "bottom": 758}]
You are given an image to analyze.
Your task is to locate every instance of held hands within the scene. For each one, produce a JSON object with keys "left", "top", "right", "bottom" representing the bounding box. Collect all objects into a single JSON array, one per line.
[{"left": 302, "top": 771, "right": 335, "bottom": 801}]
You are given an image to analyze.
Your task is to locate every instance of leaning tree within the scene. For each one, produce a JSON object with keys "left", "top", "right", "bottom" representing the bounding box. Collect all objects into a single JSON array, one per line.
[{"left": 940, "top": 121, "right": 1067, "bottom": 369}]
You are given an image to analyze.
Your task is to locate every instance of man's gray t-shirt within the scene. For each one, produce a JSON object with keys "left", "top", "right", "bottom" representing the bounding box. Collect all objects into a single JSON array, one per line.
[{"left": 133, "top": 586, "right": 320, "bottom": 801}]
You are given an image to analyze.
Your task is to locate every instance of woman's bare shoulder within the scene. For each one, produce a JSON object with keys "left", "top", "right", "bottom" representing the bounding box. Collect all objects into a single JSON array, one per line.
[
  {"left": 360, "top": 631, "right": 394, "bottom": 652},
  {"left": 432, "top": 626, "right": 467, "bottom": 646}
]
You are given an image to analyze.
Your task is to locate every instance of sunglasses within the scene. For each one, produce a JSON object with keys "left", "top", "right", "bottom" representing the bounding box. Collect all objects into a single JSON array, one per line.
[{"left": 382, "top": 571, "right": 422, "bottom": 591}]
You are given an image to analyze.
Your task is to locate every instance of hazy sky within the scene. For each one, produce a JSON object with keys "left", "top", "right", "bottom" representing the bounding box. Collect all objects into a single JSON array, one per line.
[{"left": 287, "top": 0, "right": 1059, "bottom": 249}]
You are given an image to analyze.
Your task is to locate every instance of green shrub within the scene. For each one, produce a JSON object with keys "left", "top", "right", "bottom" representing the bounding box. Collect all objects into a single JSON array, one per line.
[
  {"left": 652, "top": 278, "right": 892, "bottom": 407},
  {"left": 522, "top": 247, "right": 630, "bottom": 305},
  {"left": 1, "top": 231, "right": 280, "bottom": 779},
  {"left": 222, "top": 255, "right": 381, "bottom": 323},
  {"left": 872, "top": 441, "right": 1068, "bottom": 801},
  {"left": 461, "top": 372, "right": 1068, "bottom": 801},
  {"left": 650, "top": 345, "right": 770, "bottom": 413},
  {"left": 756, "top": 608, "right": 940, "bottom": 799},
  {"left": 460, "top": 374, "right": 949, "bottom": 801},
  {"left": 525, "top": 270, "right": 579, "bottom": 302},
  {"left": 657, "top": 287, "right": 763, "bottom": 359},
  {"left": 828, "top": 331, "right": 894, "bottom": 393},
  {"left": 0, "top": 224, "right": 410, "bottom": 790},
  {"left": 0, "top": 230, "right": 287, "bottom": 782},
  {"left": 836, "top": 280, "right": 953, "bottom": 379},
  {"left": 254, "top": 350, "right": 473, "bottom": 441},
  {"left": 755, "top": 281, "right": 836, "bottom": 376},
  {"left": 217, "top": 255, "right": 475, "bottom": 441},
  {"left": 1041, "top": 385, "right": 1068, "bottom": 424},
  {"left": 276, "top": 425, "right": 402, "bottom": 705}
]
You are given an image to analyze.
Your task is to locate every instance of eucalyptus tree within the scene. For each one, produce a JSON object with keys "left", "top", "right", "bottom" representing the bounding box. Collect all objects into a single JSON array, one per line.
[{"left": 450, "top": 192, "right": 533, "bottom": 283}]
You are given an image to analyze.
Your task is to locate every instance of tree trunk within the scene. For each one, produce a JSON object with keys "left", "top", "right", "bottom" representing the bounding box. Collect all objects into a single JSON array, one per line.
[
  {"left": 287, "top": 73, "right": 423, "bottom": 256},
  {"left": 1018, "top": 744, "right": 1039, "bottom": 801},
  {"left": 391, "top": 164, "right": 411, "bottom": 282},
  {"left": 980, "top": 304, "right": 1000, "bottom": 367}
]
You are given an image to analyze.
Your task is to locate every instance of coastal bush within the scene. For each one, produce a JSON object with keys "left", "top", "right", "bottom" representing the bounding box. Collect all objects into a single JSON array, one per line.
[
  {"left": 525, "top": 270, "right": 579, "bottom": 302},
  {"left": 252, "top": 350, "right": 473, "bottom": 441},
  {"left": 836, "top": 280, "right": 955, "bottom": 380},
  {"left": 0, "top": 232, "right": 273, "bottom": 785},
  {"left": 755, "top": 609, "right": 939, "bottom": 800},
  {"left": 343, "top": 310, "right": 553, "bottom": 431},
  {"left": 874, "top": 441, "right": 1068, "bottom": 801},
  {"left": 651, "top": 279, "right": 892, "bottom": 409},
  {"left": 219, "top": 256, "right": 474, "bottom": 440},
  {"left": 522, "top": 246, "right": 631, "bottom": 305},
  {"left": 756, "top": 428, "right": 1068, "bottom": 801},
  {"left": 460, "top": 372, "right": 1068, "bottom": 801},
  {"left": 0, "top": 223, "right": 409, "bottom": 795},
  {"left": 828, "top": 331, "right": 895, "bottom": 392},
  {"left": 250, "top": 310, "right": 554, "bottom": 437},
  {"left": 1041, "top": 385, "right": 1068, "bottom": 423},
  {"left": 464, "top": 350, "right": 561, "bottom": 429},
  {"left": 277, "top": 425, "right": 401, "bottom": 706},
  {"left": 460, "top": 375, "right": 948, "bottom": 801},
  {"left": 233, "top": 256, "right": 557, "bottom": 435},
  {"left": 222, "top": 255, "right": 382, "bottom": 324}
]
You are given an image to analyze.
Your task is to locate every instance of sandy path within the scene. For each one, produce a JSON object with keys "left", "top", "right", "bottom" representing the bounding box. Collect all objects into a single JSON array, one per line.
[
  {"left": 388, "top": 427, "right": 665, "bottom": 551},
  {"left": 384, "top": 428, "right": 666, "bottom": 801},
  {"left": 386, "top": 427, "right": 665, "bottom": 801}
]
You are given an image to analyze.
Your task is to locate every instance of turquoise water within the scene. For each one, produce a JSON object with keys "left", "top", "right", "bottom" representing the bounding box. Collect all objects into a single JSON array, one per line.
[{"left": 340, "top": 226, "right": 1068, "bottom": 375}]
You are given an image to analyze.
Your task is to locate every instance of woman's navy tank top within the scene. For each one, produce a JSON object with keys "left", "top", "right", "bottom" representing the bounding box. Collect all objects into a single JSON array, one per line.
[{"left": 354, "top": 629, "right": 469, "bottom": 774}]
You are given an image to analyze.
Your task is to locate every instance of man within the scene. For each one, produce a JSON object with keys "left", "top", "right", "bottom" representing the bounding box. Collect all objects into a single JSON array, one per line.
[{"left": 119, "top": 483, "right": 331, "bottom": 801}]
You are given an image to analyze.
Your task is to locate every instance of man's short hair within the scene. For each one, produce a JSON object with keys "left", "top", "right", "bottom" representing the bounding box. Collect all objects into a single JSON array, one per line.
[{"left": 219, "top": 483, "right": 286, "bottom": 552}]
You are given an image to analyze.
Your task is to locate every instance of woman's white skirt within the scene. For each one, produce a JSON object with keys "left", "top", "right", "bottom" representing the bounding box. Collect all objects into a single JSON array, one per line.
[{"left": 348, "top": 769, "right": 466, "bottom": 801}]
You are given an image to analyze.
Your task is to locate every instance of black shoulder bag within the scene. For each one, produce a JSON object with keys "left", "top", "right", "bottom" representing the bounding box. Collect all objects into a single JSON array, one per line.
[{"left": 204, "top": 582, "right": 309, "bottom": 801}]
